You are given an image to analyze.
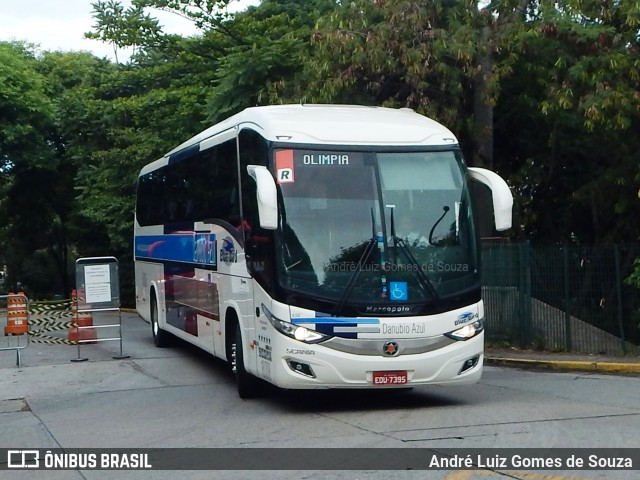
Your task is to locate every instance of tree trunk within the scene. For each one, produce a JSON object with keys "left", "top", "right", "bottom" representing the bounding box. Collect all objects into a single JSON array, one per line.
[{"left": 472, "top": 23, "right": 494, "bottom": 170}]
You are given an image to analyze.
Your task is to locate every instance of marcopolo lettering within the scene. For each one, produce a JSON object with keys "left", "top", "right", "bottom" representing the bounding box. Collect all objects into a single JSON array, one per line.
[{"left": 364, "top": 305, "right": 412, "bottom": 314}]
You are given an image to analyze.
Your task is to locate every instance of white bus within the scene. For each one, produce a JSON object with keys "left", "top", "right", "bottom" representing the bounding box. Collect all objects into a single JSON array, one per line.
[{"left": 134, "top": 104, "right": 512, "bottom": 398}]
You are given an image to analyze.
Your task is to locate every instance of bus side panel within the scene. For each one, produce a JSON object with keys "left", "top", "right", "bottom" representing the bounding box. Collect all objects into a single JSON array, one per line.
[
  {"left": 215, "top": 233, "right": 254, "bottom": 366},
  {"left": 250, "top": 282, "right": 276, "bottom": 383},
  {"left": 134, "top": 223, "right": 165, "bottom": 323},
  {"left": 172, "top": 267, "right": 218, "bottom": 355},
  {"left": 135, "top": 260, "right": 164, "bottom": 323}
]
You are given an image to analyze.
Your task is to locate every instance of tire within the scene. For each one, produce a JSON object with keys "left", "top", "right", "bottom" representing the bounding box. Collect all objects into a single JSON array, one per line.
[
  {"left": 233, "top": 322, "right": 261, "bottom": 399},
  {"left": 150, "top": 294, "right": 171, "bottom": 348}
]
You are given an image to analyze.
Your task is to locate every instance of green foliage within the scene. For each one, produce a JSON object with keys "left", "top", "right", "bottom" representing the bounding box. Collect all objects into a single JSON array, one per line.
[
  {"left": 300, "top": 0, "right": 483, "bottom": 128},
  {"left": 131, "top": 0, "right": 235, "bottom": 32},
  {"left": 495, "top": 0, "right": 640, "bottom": 243},
  {"left": 86, "top": 0, "right": 165, "bottom": 62},
  {"left": 0, "top": 43, "right": 60, "bottom": 295},
  {"left": 627, "top": 258, "right": 640, "bottom": 289},
  {"left": 0, "top": 43, "right": 53, "bottom": 168},
  {"left": 207, "top": 0, "right": 336, "bottom": 120},
  {"left": 530, "top": 0, "right": 640, "bottom": 132}
]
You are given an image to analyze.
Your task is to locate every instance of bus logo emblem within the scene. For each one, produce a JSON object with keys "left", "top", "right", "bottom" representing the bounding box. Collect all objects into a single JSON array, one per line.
[
  {"left": 382, "top": 341, "right": 399, "bottom": 356},
  {"left": 219, "top": 237, "right": 238, "bottom": 264},
  {"left": 455, "top": 311, "right": 477, "bottom": 325}
]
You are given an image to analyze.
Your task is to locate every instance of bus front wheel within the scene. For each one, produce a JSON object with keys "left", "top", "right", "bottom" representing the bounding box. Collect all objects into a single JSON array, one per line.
[{"left": 233, "top": 322, "right": 261, "bottom": 399}]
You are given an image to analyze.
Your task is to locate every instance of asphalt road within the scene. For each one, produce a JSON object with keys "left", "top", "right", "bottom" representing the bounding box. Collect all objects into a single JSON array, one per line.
[{"left": 1, "top": 312, "right": 639, "bottom": 479}]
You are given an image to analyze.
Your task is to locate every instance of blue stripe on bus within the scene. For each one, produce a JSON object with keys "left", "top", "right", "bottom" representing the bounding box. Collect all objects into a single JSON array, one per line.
[
  {"left": 292, "top": 317, "right": 380, "bottom": 339},
  {"left": 135, "top": 233, "right": 217, "bottom": 266}
]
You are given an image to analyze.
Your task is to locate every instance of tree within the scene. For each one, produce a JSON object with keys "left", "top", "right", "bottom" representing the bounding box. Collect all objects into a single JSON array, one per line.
[
  {"left": 495, "top": 0, "right": 640, "bottom": 244},
  {"left": 0, "top": 42, "right": 52, "bottom": 171},
  {"left": 301, "top": 0, "right": 640, "bottom": 244},
  {"left": 207, "top": 0, "right": 337, "bottom": 121},
  {"left": 86, "top": 0, "right": 165, "bottom": 62},
  {"left": 0, "top": 42, "right": 58, "bottom": 295},
  {"left": 53, "top": 43, "right": 216, "bottom": 302},
  {"left": 295, "top": 0, "right": 529, "bottom": 167}
]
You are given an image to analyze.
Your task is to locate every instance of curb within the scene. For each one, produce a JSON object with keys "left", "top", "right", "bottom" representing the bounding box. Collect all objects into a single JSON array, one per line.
[{"left": 485, "top": 357, "right": 640, "bottom": 375}]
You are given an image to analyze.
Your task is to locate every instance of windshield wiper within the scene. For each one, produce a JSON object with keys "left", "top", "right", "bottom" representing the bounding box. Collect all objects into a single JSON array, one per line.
[
  {"left": 389, "top": 207, "right": 440, "bottom": 303},
  {"left": 333, "top": 208, "right": 377, "bottom": 315}
]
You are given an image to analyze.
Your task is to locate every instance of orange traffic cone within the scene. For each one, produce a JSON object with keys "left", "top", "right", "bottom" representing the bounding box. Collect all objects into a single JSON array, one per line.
[
  {"left": 4, "top": 292, "right": 28, "bottom": 336},
  {"left": 68, "top": 289, "right": 97, "bottom": 343}
]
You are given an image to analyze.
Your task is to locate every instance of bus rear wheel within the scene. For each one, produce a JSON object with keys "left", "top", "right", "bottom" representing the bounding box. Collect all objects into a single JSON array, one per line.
[
  {"left": 232, "top": 322, "right": 261, "bottom": 399},
  {"left": 151, "top": 295, "right": 171, "bottom": 348}
]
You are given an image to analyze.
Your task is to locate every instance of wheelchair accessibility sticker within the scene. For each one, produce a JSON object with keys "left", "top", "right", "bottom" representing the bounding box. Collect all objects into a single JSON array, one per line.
[{"left": 390, "top": 282, "right": 408, "bottom": 301}]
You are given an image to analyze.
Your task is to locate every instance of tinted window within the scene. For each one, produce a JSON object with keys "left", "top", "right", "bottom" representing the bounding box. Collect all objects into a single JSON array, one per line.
[
  {"left": 238, "top": 129, "right": 274, "bottom": 290},
  {"left": 136, "top": 138, "right": 239, "bottom": 226}
]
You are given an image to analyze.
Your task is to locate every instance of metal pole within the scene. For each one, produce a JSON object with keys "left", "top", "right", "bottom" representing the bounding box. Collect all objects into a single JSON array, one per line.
[
  {"left": 519, "top": 241, "right": 532, "bottom": 348},
  {"left": 564, "top": 245, "right": 572, "bottom": 352},
  {"left": 113, "top": 310, "right": 130, "bottom": 360},
  {"left": 70, "top": 309, "right": 88, "bottom": 362},
  {"left": 614, "top": 245, "right": 627, "bottom": 354}
]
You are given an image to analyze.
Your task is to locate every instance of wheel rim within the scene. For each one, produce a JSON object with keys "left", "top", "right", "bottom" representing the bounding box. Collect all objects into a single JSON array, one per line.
[
  {"left": 231, "top": 342, "right": 238, "bottom": 373},
  {"left": 151, "top": 302, "right": 158, "bottom": 337}
]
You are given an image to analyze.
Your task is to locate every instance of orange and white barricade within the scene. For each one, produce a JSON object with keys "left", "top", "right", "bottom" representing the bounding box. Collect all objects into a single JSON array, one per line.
[
  {"left": 4, "top": 292, "right": 28, "bottom": 336},
  {"left": 68, "top": 289, "right": 97, "bottom": 343}
]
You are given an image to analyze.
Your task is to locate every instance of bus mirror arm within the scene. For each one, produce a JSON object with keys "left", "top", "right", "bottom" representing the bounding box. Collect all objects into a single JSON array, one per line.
[
  {"left": 247, "top": 165, "right": 278, "bottom": 230},
  {"left": 468, "top": 167, "right": 513, "bottom": 231}
]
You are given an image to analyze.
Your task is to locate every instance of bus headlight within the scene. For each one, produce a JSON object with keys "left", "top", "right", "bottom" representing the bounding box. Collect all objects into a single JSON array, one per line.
[
  {"left": 261, "top": 304, "right": 331, "bottom": 344},
  {"left": 445, "top": 320, "right": 484, "bottom": 341}
]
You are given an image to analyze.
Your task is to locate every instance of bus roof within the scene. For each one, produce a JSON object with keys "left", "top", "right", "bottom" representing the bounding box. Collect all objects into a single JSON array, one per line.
[{"left": 166, "top": 104, "right": 458, "bottom": 157}]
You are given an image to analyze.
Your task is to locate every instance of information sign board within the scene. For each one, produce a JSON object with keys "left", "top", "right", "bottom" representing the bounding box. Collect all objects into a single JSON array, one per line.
[{"left": 75, "top": 257, "right": 120, "bottom": 309}]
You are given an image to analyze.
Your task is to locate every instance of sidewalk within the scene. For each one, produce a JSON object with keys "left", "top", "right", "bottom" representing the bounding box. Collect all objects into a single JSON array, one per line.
[{"left": 485, "top": 347, "right": 640, "bottom": 375}]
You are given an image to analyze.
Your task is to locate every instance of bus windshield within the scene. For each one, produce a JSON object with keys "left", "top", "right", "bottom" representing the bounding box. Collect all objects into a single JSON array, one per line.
[{"left": 275, "top": 148, "right": 478, "bottom": 308}]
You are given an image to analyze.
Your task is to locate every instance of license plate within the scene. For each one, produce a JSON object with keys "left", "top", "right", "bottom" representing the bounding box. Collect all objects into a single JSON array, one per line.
[{"left": 372, "top": 371, "right": 408, "bottom": 385}]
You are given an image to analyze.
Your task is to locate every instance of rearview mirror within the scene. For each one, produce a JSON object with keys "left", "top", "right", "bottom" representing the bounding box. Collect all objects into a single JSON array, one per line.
[{"left": 468, "top": 167, "right": 513, "bottom": 231}]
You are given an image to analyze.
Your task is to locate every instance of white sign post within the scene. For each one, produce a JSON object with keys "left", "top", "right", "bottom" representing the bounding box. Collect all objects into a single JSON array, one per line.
[{"left": 73, "top": 257, "right": 128, "bottom": 361}]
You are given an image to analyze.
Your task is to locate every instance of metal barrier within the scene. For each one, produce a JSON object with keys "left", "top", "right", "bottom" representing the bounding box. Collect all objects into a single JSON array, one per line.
[
  {"left": 1, "top": 293, "right": 29, "bottom": 366},
  {"left": 71, "top": 307, "right": 129, "bottom": 362},
  {"left": 482, "top": 241, "right": 640, "bottom": 355}
]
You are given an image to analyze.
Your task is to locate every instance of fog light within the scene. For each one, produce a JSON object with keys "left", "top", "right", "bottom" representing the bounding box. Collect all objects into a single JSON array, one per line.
[
  {"left": 459, "top": 355, "right": 480, "bottom": 374},
  {"left": 287, "top": 360, "right": 316, "bottom": 378}
]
